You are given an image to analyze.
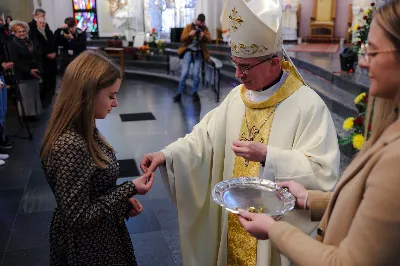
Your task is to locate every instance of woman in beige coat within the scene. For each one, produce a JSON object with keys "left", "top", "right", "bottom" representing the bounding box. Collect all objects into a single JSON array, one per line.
[{"left": 237, "top": 1, "right": 400, "bottom": 265}]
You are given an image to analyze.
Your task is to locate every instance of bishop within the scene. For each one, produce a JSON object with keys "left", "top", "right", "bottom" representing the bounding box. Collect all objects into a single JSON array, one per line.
[{"left": 140, "top": 0, "right": 340, "bottom": 265}]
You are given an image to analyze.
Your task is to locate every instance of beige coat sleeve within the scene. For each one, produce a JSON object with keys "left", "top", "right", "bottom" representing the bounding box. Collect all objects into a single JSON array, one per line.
[
  {"left": 308, "top": 190, "right": 333, "bottom": 221},
  {"left": 268, "top": 151, "right": 400, "bottom": 266}
]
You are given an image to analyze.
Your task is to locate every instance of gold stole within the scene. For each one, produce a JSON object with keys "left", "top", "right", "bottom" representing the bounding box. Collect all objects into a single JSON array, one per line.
[{"left": 227, "top": 61, "right": 304, "bottom": 266}]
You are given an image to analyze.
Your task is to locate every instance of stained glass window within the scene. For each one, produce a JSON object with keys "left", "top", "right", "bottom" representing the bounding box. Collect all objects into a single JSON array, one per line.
[
  {"left": 73, "top": 0, "right": 96, "bottom": 10},
  {"left": 72, "top": 0, "right": 98, "bottom": 33},
  {"left": 74, "top": 12, "right": 98, "bottom": 32}
]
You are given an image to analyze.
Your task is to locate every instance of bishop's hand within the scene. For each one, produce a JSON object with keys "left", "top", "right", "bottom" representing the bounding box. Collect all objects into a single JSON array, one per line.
[
  {"left": 231, "top": 140, "right": 267, "bottom": 163},
  {"left": 140, "top": 152, "right": 166, "bottom": 173}
]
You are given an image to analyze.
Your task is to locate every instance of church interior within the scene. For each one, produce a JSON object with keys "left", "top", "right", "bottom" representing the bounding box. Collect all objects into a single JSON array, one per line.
[{"left": 0, "top": 0, "right": 390, "bottom": 265}]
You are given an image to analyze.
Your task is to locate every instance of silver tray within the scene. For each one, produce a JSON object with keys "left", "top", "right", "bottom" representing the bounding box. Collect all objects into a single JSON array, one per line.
[{"left": 212, "top": 177, "right": 296, "bottom": 216}]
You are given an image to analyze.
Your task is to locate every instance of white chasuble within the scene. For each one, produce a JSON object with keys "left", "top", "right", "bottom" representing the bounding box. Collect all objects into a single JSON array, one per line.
[{"left": 159, "top": 62, "right": 340, "bottom": 266}]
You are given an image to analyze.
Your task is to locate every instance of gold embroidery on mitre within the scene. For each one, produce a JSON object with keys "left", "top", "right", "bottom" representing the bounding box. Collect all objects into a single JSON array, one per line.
[
  {"left": 229, "top": 7, "right": 243, "bottom": 32},
  {"left": 227, "top": 60, "right": 305, "bottom": 266},
  {"left": 231, "top": 42, "right": 268, "bottom": 55}
]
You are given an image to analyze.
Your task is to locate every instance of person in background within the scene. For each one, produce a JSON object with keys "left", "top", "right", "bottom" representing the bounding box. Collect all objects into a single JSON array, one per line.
[
  {"left": 41, "top": 50, "right": 154, "bottom": 265},
  {"left": 0, "top": 43, "right": 14, "bottom": 164},
  {"left": 28, "top": 8, "right": 50, "bottom": 41},
  {"left": 55, "top": 17, "right": 87, "bottom": 76},
  {"left": 0, "top": 17, "right": 6, "bottom": 40},
  {"left": 237, "top": 1, "right": 400, "bottom": 265},
  {"left": 4, "top": 16, "right": 12, "bottom": 36},
  {"left": 173, "top": 13, "right": 211, "bottom": 102},
  {"left": 8, "top": 20, "right": 43, "bottom": 122},
  {"left": 35, "top": 18, "right": 57, "bottom": 102},
  {"left": 140, "top": 0, "right": 340, "bottom": 264}
]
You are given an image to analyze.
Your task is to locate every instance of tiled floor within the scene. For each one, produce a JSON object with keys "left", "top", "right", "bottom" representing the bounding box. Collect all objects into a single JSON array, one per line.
[
  {"left": 0, "top": 71, "right": 352, "bottom": 265},
  {"left": 0, "top": 78, "right": 228, "bottom": 266}
]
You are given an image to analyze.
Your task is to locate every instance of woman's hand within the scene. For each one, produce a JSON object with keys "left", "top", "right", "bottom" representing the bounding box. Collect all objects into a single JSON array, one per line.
[
  {"left": 1, "top": 62, "right": 14, "bottom": 71},
  {"left": 47, "top": 53, "right": 56, "bottom": 60},
  {"left": 231, "top": 140, "right": 267, "bottom": 163},
  {"left": 30, "top": 69, "right": 41, "bottom": 79},
  {"left": 132, "top": 171, "right": 154, "bottom": 195},
  {"left": 128, "top": 198, "right": 143, "bottom": 217},
  {"left": 278, "top": 181, "right": 309, "bottom": 209},
  {"left": 237, "top": 210, "right": 276, "bottom": 240}
]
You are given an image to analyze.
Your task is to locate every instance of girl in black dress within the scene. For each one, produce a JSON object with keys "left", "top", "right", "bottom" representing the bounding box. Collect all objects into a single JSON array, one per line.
[{"left": 41, "top": 50, "right": 154, "bottom": 265}]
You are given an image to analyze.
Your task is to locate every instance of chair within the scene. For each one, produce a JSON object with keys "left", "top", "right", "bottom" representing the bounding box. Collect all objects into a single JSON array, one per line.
[
  {"left": 216, "top": 28, "right": 223, "bottom": 44},
  {"left": 310, "top": 0, "right": 337, "bottom": 41},
  {"left": 347, "top": 4, "right": 353, "bottom": 43}
]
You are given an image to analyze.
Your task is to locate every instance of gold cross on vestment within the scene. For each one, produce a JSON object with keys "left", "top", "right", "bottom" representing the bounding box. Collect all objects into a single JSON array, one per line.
[{"left": 229, "top": 7, "right": 243, "bottom": 32}]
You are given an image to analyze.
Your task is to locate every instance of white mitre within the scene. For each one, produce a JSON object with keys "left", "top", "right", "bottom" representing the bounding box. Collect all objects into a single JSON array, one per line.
[{"left": 227, "top": 0, "right": 282, "bottom": 58}]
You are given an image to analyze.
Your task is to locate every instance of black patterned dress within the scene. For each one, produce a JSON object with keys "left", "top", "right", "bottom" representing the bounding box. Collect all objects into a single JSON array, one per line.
[{"left": 42, "top": 126, "right": 138, "bottom": 265}]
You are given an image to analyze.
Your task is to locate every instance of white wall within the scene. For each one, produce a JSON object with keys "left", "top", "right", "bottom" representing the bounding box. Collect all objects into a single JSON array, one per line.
[
  {"left": 0, "top": 0, "right": 33, "bottom": 22},
  {"left": 195, "top": 0, "right": 224, "bottom": 40},
  {"left": 97, "top": 0, "right": 119, "bottom": 37},
  {"left": 38, "top": 0, "right": 125, "bottom": 37},
  {"left": 39, "top": 0, "right": 73, "bottom": 31}
]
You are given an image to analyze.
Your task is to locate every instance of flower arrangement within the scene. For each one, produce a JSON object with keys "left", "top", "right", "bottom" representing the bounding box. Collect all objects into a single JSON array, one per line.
[
  {"left": 352, "top": 2, "right": 376, "bottom": 54},
  {"left": 150, "top": 28, "right": 157, "bottom": 43},
  {"left": 155, "top": 39, "right": 166, "bottom": 54},
  {"left": 138, "top": 45, "right": 150, "bottom": 52},
  {"left": 137, "top": 45, "right": 150, "bottom": 59},
  {"left": 339, "top": 93, "right": 371, "bottom": 151}
]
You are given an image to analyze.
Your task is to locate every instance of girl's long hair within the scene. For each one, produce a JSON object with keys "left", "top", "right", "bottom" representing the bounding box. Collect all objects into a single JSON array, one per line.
[{"left": 40, "top": 50, "right": 122, "bottom": 168}]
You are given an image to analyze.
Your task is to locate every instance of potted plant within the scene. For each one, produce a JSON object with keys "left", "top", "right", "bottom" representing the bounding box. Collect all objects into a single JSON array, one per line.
[
  {"left": 148, "top": 28, "right": 158, "bottom": 48},
  {"left": 339, "top": 92, "right": 370, "bottom": 153},
  {"left": 138, "top": 45, "right": 150, "bottom": 60},
  {"left": 352, "top": 2, "right": 376, "bottom": 74},
  {"left": 155, "top": 39, "right": 166, "bottom": 55}
]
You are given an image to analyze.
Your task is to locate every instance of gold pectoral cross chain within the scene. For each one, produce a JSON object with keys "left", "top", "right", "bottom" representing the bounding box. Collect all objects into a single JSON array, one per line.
[{"left": 240, "top": 107, "right": 277, "bottom": 167}]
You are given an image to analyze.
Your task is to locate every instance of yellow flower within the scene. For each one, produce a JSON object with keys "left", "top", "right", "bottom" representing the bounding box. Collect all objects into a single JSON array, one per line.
[
  {"left": 364, "top": 8, "right": 372, "bottom": 15},
  {"left": 353, "top": 23, "right": 360, "bottom": 31},
  {"left": 354, "top": 92, "right": 367, "bottom": 104},
  {"left": 343, "top": 117, "right": 355, "bottom": 131},
  {"left": 352, "top": 134, "right": 365, "bottom": 150}
]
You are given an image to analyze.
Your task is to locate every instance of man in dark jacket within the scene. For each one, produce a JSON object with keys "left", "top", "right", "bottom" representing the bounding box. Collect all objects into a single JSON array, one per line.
[
  {"left": 173, "top": 14, "right": 211, "bottom": 102},
  {"left": 35, "top": 18, "right": 57, "bottom": 101},
  {"left": 28, "top": 9, "right": 50, "bottom": 40},
  {"left": 55, "top": 17, "right": 87, "bottom": 75}
]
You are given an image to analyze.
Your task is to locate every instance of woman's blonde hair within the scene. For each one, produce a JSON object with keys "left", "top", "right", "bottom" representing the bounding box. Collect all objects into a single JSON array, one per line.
[
  {"left": 362, "top": 0, "right": 400, "bottom": 151},
  {"left": 9, "top": 20, "right": 30, "bottom": 33},
  {"left": 40, "top": 50, "right": 122, "bottom": 168}
]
